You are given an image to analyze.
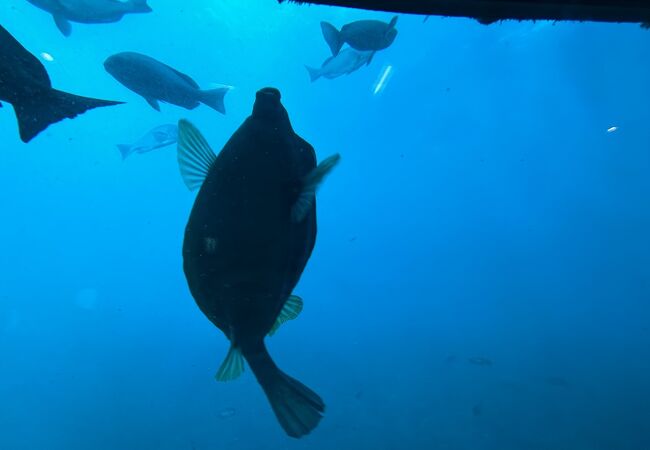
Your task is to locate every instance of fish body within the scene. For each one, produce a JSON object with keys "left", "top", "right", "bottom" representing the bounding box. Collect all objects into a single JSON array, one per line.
[
  {"left": 27, "top": 0, "right": 152, "bottom": 36},
  {"left": 321, "top": 16, "right": 398, "bottom": 56},
  {"left": 177, "top": 87, "right": 339, "bottom": 438},
  {"left": 104, "top": 52, "right": 229, "bottom": 114},
  {"left": 305, "top": 48, "right": 373, "bottom": 82},
  {"left": 0, "top": 25, "right": 121, "bottom": 143},
  {"left": 117, "top": 123, "right": 178, "bottom": 160}
]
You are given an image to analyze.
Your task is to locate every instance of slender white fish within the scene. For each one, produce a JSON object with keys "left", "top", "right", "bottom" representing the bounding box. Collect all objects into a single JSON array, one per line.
[{"left": 117, "top": 123, "right": 178, "bottom": 160}]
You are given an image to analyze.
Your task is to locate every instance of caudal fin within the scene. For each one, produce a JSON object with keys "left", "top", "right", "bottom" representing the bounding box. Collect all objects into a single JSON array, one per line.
[
  {"left": 320, "top": 21, "right": 343, "bottom": 56},
  {"left": 117, "top": 144, "right": 133, "bottom": 160},
  {"left": 246, "top": 346, "right": 324, "bottom": 438},
  {"left": 305, "top": 65, "right": 321, "bottom": 82},
  {"left": 13, "top": 89, "right": 122, "bottom": 143},
  {"left": 199, "top": 87, "right": 230, "bottom": 114}
]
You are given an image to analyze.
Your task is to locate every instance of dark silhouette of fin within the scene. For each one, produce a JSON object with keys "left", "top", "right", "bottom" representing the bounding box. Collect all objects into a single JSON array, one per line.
[
  {"left": 131, "top": 0, "right": 153, "bottom": 13},
  {"left": 320, "top": 21, "right": 343, "bottom": 56},
  {"left": 53, "top": 14, "right": 72, "bottom": 36},
  {"left": 245, "top": 345, "right": 324, "bottom": 438},
  {"left": 305, "top": 65, "right": 321, "bottom": 82},
  {"left": 13, "top": 89, "right": 122, "bottom": 143},
  {"left": 117, "top": 144, "right": 133, "bottom": 160}
]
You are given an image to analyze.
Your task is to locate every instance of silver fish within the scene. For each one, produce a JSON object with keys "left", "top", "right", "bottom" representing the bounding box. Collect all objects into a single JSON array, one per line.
[
  {"left": 305, "top": 48, "right": 374, "bottom": 82},
  {"left": 117, "top": 123, "right": 178, "bottom": 160}
]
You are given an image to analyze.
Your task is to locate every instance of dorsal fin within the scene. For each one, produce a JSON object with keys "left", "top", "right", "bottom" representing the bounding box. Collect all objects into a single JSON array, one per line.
[
  {"left": 177, "top": 119, "right": 217, "bottom": 190},
  {"left": 169, "top": 66, "right": 199, "bottom": 89}
]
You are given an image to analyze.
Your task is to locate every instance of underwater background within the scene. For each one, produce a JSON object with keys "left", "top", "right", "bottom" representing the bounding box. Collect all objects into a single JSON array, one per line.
[{"left": 1, "top": 0, "right": 649, "bottom": 449}]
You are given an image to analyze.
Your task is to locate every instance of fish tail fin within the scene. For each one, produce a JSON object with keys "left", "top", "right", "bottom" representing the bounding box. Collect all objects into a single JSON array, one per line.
[
  {"left": 320, "top": 21, "right": 343, "bottom": 55},
  {"left": 198, "top": 86, "right": 230, "bottom": 114},
  {"left": 13, "top": 88, "right": 122, "bottom": 143},
  {"left": 304, "top": 65, "right": 321, "bottom": 82},
  {"left": 117, "top": 144, "right": 132, "bottom": 160},
  {"left": 130, "top": 0, "right": 152, "bottom": 12},
  {"left": 245, "top": 344, "right": 324, "bottom": 438}
]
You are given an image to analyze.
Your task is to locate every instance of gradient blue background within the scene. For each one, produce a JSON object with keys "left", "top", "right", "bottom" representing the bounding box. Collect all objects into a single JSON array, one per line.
[{"left": 1, "top": 1, "right": 649, "bottom": 449}]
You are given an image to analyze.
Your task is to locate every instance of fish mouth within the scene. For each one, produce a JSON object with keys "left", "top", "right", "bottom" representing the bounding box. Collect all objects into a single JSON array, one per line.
[
  {"left": 252, "top": 87, "right": 288, "bottom": 121},
  {"left": 256, "top": 87, "right": 281, "bottom": 103}
]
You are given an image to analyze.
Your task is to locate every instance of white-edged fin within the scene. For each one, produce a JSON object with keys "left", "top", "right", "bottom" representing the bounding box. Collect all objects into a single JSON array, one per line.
[
  {"left": 177, "top": 119, "right": 217, "bottom": 190},
  {"left": 215, "top": 345, "right": 244, "bottom": 382},
  {"left": 292, "top": 153, "right": 341, "bottom": 223},
  {"left": 269, "top": 295, "right": 304, "bottom": 337}
]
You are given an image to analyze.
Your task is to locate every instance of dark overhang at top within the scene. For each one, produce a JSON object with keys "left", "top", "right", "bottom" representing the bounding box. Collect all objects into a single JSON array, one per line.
[{"left": 279, "top": 0, "right": 650, "bottom": 26}]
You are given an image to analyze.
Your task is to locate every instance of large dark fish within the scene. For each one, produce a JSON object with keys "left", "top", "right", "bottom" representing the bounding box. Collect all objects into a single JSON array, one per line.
[
  {"left": 320, "top": 16, "right": 398, "bottom": 56},
  {"left": 177, "top": 87, "right": 339, "bottom": 438},
  {"left": 0, "top": 24, "right": 121, "bottom": 143},
  {"left": 104, "top": 52, "right": 229, "bottom": 114},
  {"left": 27, "top": 0, "right": 152, "bottom": 36}
]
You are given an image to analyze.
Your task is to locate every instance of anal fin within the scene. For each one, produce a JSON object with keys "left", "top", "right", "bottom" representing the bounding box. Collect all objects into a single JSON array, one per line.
[{"left": 215, "top": 345, "right": 244, "bottom": 382}]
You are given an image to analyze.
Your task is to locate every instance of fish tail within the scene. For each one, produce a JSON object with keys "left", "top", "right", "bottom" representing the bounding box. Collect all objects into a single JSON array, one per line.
[
  {"left": 116, "top": 144, "right": 132, "bottom": 160},
  {"left": 245, "top": 344, "right": 324, "bottom": 438},
  {"left": 304, "top": 65, "right": 321, "bottom": 82},
  {"left": 320, "top": 21, "right": 343, "bottom": 56},
  {"left": 198, "top": 86, "right": 230, "bottom": 115},
  {"left": 12, "top": 88, "right": 122, "bottom": 143}
]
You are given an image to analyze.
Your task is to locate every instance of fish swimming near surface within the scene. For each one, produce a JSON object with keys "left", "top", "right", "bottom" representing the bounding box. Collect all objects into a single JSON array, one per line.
[
  {"left": 117, "top": 123, "right": 178, "bottom": 160},
  {"left": 27, "top": 0, "right": 152, "bottom": 37},
  {"left": 0, "top": 24, "right": 121, "bottom": 143},
  {"left": 305, "top": 48, "right": 374, "bottom": 82},
  {"left": 320, "top": 16, "right": 398, "bottom": 57},
  {"left": 104, "top": 52, "right": 229, "bottom": 114},
  {"left": 177, "top": 87, "right": 340, "bottom": 437}
]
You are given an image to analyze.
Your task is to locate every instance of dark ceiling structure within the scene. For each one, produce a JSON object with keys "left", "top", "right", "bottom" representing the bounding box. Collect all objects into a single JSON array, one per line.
[{"left": 280, "top": 0, "right": 650, "bottom": 26}]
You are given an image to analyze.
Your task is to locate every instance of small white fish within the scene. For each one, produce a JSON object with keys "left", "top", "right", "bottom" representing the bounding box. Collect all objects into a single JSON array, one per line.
[
  {"left": 607, "top": 126, "right": 618, "bottom": 133},
  {"left": 40, "top": 52, "right": 54, "bottom": 62},
  {"left": 117, "top": 123, "right": 178, "bottom": 160},
  {"left": 305, "top": 48, "right": 374, "bottom": 82}
]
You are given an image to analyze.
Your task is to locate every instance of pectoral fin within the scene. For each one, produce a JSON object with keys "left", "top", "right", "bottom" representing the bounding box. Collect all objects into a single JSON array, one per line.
[
  {"left": 144, "top": 97, "right": 160, "bottom": 111},
  {"left": 269, "top": 295, "right": 304, "bottom": 336},
  {"left": 177, "top": 119, "right": 217, "bottom": 190},
  {"left": 292, "top": 154, "right": 341, "bottom": 223},
  {"left": 53, "top": 14, "right": 71, "bottom": 37}
]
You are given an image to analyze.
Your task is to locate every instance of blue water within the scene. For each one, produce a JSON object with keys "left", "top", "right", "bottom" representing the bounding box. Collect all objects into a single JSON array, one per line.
[{"left": 1, "top": 1, "right": 649, "bottom": 449}]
